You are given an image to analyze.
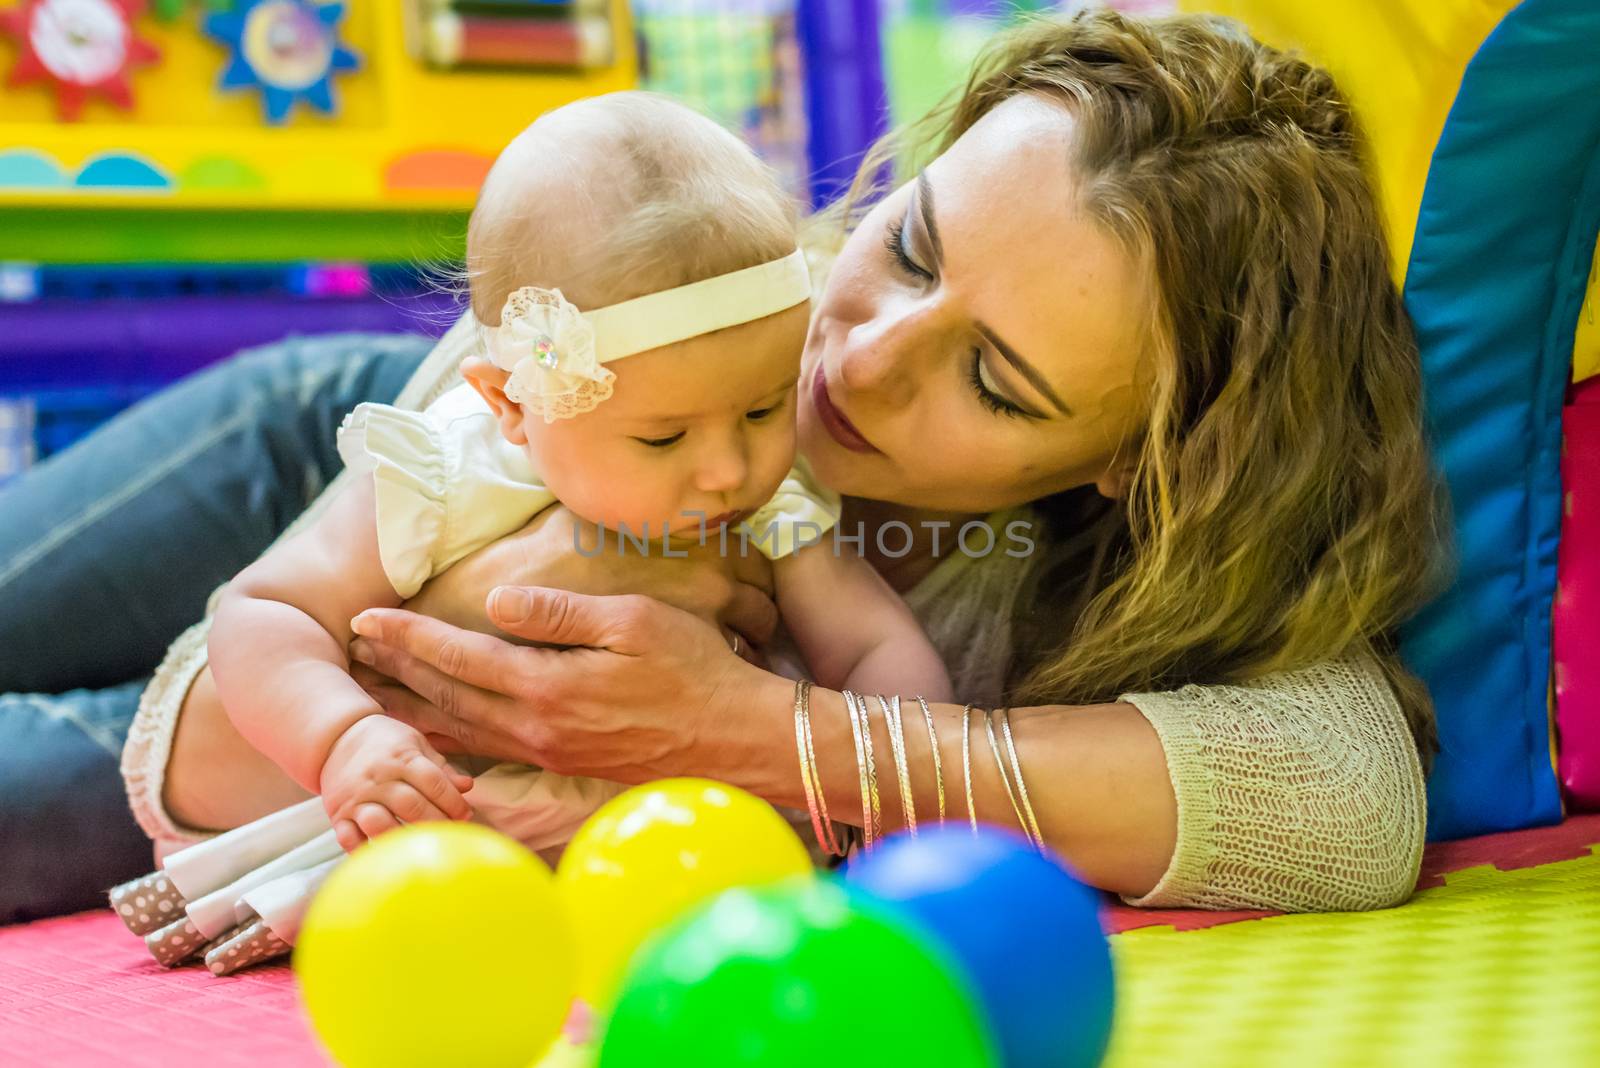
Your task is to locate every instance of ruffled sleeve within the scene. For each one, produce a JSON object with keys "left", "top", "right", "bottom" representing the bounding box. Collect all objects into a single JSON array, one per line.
[
  {"left": 337, "top": 402, "right": 451, "bottom": 598},
  {"left": 337, "top": 383, "right": 558, "bottom": 598},
  {"left": 740, "top": 456, "right": 842, "bottom": 560}
]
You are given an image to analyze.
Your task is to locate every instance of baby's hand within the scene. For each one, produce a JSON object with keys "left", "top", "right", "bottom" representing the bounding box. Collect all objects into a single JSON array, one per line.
[{"left": 321, "top": 715, "right": 475, "bottom": 852}]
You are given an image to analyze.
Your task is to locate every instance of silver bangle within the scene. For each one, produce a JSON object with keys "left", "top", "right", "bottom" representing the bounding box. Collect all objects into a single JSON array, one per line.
[
  {"left": 984, "top": 707, "right": 1039, "bottom": 850},
  {"left": 879, "top": 695, "right": 916, "bottom": 837},
  {"left": 916, "top": 696, "right": 945, "bottom": 823},
  {"left": 960, "top": 703, "right": 978, "bottom": 834},
  {"left": 999, "top": 707, "right": 1044, "bottom": 849},
  {"left": 842, "top": 690, "right": 882, "bottom": 851}
]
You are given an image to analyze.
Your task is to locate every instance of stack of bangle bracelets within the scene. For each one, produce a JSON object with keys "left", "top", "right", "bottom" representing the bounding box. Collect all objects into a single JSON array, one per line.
[{"left": 792, "top": 681, "right": 1045, "bottom": 856}]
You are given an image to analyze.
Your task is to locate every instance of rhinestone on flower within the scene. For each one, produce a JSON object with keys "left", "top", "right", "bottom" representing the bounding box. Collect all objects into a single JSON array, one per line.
[{"left": 533, "top": 334, "right": 558, "bottom": 369}]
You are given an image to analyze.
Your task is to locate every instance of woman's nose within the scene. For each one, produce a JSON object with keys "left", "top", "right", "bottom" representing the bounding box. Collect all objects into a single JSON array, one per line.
[{"left": 838, "top": 302, "right": 935, "bottom": 404}]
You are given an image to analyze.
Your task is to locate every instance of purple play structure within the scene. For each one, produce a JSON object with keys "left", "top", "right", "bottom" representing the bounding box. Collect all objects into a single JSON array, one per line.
[{"left": 0, "top": 283, "right": 459, "bottom": 467}]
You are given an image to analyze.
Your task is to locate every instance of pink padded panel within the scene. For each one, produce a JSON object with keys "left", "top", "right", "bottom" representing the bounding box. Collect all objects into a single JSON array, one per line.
[{"left": 1555, "top": 378, "right": 1600, "bottom": 810}]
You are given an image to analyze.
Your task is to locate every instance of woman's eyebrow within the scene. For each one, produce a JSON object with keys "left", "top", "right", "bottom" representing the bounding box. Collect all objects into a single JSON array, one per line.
[
  {"left": 980, "top": 325, "right": 1073, "bottom": 417},
  {"left": 919, "top": 173, "right": 1073, "bottom": 417}
]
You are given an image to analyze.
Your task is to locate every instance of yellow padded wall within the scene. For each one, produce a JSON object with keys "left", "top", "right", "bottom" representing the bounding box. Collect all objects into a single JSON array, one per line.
[
  {"left": 1177, "top": 0, "right": 1519, "bottom": 282},
  {"left": 1575, "top": 237, "right": 1599, "bottom": 383}
]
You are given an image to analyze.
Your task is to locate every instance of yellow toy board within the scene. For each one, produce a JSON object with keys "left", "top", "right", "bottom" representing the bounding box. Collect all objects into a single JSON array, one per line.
[{"left": 0, "top": 1, "right": 637, "bottom": 212}]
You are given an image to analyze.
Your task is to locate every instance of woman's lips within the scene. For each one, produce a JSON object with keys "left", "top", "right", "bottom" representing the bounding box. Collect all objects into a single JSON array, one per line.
[{"left": 810, "top": 365, "right": 880, "bottom": 454}]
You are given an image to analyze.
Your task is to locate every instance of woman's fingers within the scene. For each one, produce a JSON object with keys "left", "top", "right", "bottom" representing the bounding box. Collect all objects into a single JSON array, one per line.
[
  {"left": 350, "top": 608, "right": 531, "bottom": 693},
  {"left": 485, "top": 585, "right": 651, "bottom": 651},
  {"left": 350, "top": 644, "right": 536, "bottom": 764},
  {"left": 348, "top": 660, "right": 395, "bottom": 692},
  {"left": 723, "top": 581, "right": 780, "bottom": 648},
  {"left": 348, "top": 630, "right": 496, "bottom": 724}
]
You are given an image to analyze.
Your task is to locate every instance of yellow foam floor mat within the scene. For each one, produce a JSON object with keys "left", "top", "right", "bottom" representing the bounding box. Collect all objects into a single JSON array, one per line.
[
  {"left": 1102, "top": 846, "right": 1600, "bottom": 1067},
  {"left": 535, "top": 844, "right": 1599, "bottom": 1067}
]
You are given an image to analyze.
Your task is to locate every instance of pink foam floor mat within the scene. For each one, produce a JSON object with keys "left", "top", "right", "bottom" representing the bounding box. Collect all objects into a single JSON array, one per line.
[
  {"left": 0, "top": 910, "right": 317, "bottom": 1066},
  {"left": 5, "top": 813, "right": 1598, "bottom": 1066}
]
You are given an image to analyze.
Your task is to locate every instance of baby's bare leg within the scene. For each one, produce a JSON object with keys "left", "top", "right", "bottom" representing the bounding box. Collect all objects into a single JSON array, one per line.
[{"left": 164, "top": 666, "right": 310, "bottom": 832}]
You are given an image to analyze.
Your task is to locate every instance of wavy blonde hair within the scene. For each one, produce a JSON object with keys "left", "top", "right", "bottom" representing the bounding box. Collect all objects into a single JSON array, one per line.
[{"left": 818, "top": 9, "right": 1443, "bottom": 765}]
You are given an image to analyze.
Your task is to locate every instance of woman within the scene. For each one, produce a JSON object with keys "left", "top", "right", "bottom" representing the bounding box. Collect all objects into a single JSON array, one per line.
[{"left": 4, "top": 10, "right": 1438, "bottom": 920}]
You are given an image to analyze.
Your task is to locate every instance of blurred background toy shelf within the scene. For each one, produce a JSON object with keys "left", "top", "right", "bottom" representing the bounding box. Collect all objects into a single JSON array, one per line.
[{"left": 0, "top": 0, "right": 1137, "bottom": 479}]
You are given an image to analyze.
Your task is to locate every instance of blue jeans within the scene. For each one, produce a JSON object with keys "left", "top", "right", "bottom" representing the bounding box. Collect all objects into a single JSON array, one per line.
[{"left": 0, "top": 332, "right": 430, "bottom": 923}]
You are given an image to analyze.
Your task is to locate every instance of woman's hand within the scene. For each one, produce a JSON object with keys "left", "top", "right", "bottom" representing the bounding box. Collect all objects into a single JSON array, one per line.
[
  {"left": 347, "top": 586, "right": 788, "bottom": 784},
  {"left": 402, "top": 505, "right": 779, "bottom": 650}
]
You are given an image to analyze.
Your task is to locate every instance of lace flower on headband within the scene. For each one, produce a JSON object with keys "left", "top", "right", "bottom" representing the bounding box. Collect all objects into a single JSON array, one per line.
[{"left": 488, "top": 287, "right": 615, "bottom": 423}]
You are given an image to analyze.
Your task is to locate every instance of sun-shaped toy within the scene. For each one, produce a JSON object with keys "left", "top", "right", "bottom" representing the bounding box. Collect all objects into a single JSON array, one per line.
[
  {"left": 205, "top": 0, "right": 358, "bottom": 125},
  {"left": 1, "top": 0, "right": 161, "bottom": 121}
]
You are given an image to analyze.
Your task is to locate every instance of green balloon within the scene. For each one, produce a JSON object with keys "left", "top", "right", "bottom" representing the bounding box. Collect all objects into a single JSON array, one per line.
[{"left": 598, "top": 878, "right": 998, "bottom": 1068}]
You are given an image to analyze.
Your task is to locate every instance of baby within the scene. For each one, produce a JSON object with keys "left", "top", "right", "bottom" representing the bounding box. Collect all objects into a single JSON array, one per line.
[{"left": 209, "top": 93, "right": 951, "bottom": 852}]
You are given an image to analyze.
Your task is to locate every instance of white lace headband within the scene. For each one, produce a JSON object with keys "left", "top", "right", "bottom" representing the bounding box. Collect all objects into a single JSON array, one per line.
[{"left": 486, "top": 247, "right": 811, "bottom": 422}]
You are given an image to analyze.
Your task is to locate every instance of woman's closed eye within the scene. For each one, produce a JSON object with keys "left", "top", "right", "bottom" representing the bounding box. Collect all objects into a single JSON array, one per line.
[
  {"left": 969, "top": 351, "right": 1030, "bottom": 419},
  {"left": 884, "top": 217, "right": 933, "bottom": 282},
  {"left": 885, "top": 194, "right": 1037, "bottom": 420}
]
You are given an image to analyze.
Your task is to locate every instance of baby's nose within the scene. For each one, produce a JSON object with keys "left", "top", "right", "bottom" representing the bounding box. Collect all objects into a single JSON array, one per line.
[{"left": 694, "top": 446, "right": 748, "bottom": 495}]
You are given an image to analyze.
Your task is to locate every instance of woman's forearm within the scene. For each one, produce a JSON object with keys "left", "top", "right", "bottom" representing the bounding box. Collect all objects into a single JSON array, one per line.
[{"left": 716, "top": 673, "right": 1177, "bottom": 897}]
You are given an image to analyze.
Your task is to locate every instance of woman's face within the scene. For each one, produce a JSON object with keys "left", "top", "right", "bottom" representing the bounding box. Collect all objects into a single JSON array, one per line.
[{"left": 799, "top": 94, "right": 1150, "bottom": 514}]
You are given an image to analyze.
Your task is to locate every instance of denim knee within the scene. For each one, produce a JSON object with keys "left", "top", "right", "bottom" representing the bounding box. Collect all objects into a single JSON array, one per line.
[{"left": 0, "top": 682, "right": 155, "bottom": 924}]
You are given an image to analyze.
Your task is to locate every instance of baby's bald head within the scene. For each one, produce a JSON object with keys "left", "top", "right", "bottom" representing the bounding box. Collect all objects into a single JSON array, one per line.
[{"left": 467, "top": 92, "right": 798, "bottom": 323}]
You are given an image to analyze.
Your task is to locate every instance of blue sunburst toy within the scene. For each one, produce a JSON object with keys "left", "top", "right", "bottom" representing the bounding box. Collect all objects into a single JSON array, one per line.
[{"left": 205, "top": 0, "right": 359, "bottom": 125}]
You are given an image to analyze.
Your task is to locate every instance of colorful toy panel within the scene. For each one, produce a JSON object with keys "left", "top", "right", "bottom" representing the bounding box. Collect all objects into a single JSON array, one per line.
[{"left": 0, "top": 0, "right": 637, "bottom": 211}]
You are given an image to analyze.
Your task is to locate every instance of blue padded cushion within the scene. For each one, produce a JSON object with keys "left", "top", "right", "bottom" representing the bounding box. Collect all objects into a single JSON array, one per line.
[{"left": 1400, "top": 0, "right": 1600, "bottom": 839}]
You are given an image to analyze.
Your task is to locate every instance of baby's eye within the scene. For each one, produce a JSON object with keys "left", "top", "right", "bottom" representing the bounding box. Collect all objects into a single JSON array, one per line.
[
  {"left": 747, "top": 392, "right": 791, "bottom": 421},
  {"left": 634, "top": 432, "right": 684, "bottom": 449}
]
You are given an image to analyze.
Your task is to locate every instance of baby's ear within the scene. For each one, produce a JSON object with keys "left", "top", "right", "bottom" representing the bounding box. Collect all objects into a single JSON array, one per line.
[{"left": 460, "top": 356, "right": 529, "bottom": 446}]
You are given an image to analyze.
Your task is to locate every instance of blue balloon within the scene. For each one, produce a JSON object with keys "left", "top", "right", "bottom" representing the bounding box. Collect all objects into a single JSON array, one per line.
[{"left": 844, "top": 825, "right": 1114, "bottom": 1068}]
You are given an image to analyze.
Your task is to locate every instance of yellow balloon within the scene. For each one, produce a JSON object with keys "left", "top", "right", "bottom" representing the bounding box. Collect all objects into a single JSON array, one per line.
[
  {"left": 556, "top": 778, "right": 814, "bottom": 1006},
  {"left": 296, "top": 823, "right": 576, "bottom": 1068}
]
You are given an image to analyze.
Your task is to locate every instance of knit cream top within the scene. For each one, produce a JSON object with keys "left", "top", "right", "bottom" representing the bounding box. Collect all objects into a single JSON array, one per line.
[{"left": 121, "top": 317, "right": 1428, "bottom": 912}]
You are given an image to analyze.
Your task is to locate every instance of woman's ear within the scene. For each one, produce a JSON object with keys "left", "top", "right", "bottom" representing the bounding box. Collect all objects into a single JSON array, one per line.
[
  {"left": 461, "top": 356, "right": 529, "bottom": 446},
  {"left": 1093, "top": 447, "right": 1138, "bottom": 500}
]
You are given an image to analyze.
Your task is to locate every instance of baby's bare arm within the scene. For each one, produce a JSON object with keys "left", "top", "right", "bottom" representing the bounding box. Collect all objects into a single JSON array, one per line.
[
  {"left": 208, "top": 476, "right": 405, "bottom": 790},
  {"left": 776, "top": 544, "right": 953, "bottom": 701}
]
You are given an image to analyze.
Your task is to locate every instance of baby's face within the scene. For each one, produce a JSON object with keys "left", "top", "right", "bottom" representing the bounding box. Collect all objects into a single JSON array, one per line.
[{"left": 522, "top": 303, "right": 809, "bottom": 539}]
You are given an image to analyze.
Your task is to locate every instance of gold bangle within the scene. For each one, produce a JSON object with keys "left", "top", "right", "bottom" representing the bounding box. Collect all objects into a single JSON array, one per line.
[
  {"left": 916, "top": 696, "right": 945, "bottom": 824},
  {"left": 999, "top": 707, "right": 1044, "bottom": 850},
  {"left": 859, "top": 693, "right": 882, "bottom": 847},
  {"left": 842, "top": 690, "right": 882, "bottom": 851},
  {"left": 801, "top": 685, "right": 846, "bottom": 857},
  {"left": 792, "top": 681, "right": 844, "bottom": 857},
  {"left": 983, "top": 707, "right": 1039, "bottom": 849},
  {"left": 879, "top": 695, "right": 917, "bottom": 837},
  {"left": 960, "top": 703, "right": 978, "bottom": 834}
]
